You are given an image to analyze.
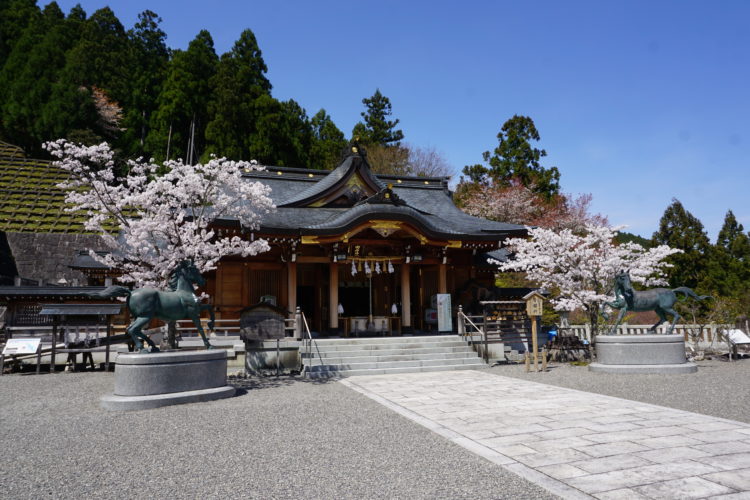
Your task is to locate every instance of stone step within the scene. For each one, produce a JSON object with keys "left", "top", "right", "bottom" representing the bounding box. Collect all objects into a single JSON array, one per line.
[
  {"left": 301, "top": 345, "right": 475, "bottom": 358},
  {"left": 304, "top": 351, "right": 479, "bottom": 365},
  {"left": 307, "top": 341, "right": 468, "bottom": 352},
  {"left": 301, "top": 335, "right": 485, "bottom": 379},
  {"left": 306, "top": 363, "right": 488, "bottom": 379},
  {"left": 307, "top": 357, "right": 482, "bottom": 372},
  {"left": 313, "top": 335, "right": 459, "bottom": 345}
]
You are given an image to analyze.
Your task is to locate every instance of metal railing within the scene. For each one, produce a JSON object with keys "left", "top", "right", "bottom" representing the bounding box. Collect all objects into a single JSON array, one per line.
[
  {"left": 457, "top": 306, "right": 490, "bottom": 363},
  {"left": 300, "top": 308, "right": 324, "bottom": 375}
]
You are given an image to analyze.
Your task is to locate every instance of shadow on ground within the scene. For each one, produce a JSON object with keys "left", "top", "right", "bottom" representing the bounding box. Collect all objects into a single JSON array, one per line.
[{"left": 228, "top": 373, "right": 339, "bottom": 394}]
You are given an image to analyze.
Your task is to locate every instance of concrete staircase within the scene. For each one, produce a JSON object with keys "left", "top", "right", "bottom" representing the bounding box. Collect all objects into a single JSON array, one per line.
[{"left": 302, "top": 335, "right": 487, "bottom": 378}]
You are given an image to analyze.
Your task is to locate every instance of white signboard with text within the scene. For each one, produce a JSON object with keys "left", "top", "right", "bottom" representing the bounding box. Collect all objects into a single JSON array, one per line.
[
  {"left": 3, "top": 338, "right": 41, "bottom": 355},
  {"left": 437, "top": 294, "right": 452, "bottom": 333},
  {"left": 726, "top": 329, "right": 750, "bottom": 345}
]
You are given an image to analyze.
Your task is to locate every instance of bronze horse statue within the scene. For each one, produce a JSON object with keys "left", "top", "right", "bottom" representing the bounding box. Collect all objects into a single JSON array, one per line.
[
  {"left": 93, "top": 261, "right": 215, "bottom": 352},
  {"left": 604, "top": 271, "right": 710, "bottom": 335}
]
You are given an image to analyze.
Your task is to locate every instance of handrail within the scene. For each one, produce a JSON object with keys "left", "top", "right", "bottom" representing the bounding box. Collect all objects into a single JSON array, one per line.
[
  {"left": 457, "top": 306, "right": 489, "bottom": 364},
  {"left": 300, "top": 310, "right": 324, "bottom": 375}
]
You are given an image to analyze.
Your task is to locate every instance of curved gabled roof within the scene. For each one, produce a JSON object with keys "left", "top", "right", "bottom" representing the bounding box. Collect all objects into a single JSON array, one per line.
[
  {"left": 236, "top": 150, "right": 529, "bottom": 241},
  {"left": 303, "top": 204, "right": 449, "bottom": 237},
  {"left": 278, "top": 154, "right": 386, "bottom": 207}
]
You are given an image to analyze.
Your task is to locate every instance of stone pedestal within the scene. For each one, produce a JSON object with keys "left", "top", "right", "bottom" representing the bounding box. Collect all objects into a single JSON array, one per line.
[
  {"left": 101, "top": 350, "right": 235, "bottom": 411},
  {"left": 589, "top": 334, "right": 697, "bottom": 374}
]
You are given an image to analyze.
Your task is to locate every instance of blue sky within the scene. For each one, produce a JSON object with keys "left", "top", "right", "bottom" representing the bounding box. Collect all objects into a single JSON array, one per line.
[{"left": 53, "top": 0, "right": 750, "bottom": 240}]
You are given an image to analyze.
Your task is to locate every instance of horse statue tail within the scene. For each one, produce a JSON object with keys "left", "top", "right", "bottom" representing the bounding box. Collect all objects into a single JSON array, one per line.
[
  {"left": 672, "top": 287, "right": 711, "bottom": 302},
  {"left": 90, "top": 285, "right": 131, "bottom": 299}
]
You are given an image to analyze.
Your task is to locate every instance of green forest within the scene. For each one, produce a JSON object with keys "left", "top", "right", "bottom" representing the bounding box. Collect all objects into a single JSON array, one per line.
[{"left": 0, "top": 1, "right": 416, "bottom": 170}]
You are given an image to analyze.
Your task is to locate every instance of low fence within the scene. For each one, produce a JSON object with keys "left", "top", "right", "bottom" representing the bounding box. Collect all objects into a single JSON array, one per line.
[{"left": 562, "top": 324, "right": 731, "bottom": 346}]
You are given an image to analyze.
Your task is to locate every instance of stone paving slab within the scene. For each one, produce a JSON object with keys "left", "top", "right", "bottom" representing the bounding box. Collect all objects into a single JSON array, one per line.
[{"left": 340, "top": 370, "right": 750, "bottom": 500}]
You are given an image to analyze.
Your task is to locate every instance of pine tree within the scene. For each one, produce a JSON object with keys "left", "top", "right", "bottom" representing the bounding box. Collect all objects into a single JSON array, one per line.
[
  {"left": 248, "top": 96, "right": 311, "bottom": 167},
  {"left": 146, "top": 30, "right": 218, "bottom": 162},
  {"left": 60, "top": 7, "right": 133, "bottom": 107},
  {"left": 704, "top": 210, "right": 750, "bottom": 297},
  {"left": 351, "top": 89, "right": 404, "bottom": 146},
  {"left": 0, "top": 2, "right": 83, "bottom": 152},
  {"left": 462, "top": 115, "right": 561, "bottom": 199},
  {"left": 120, "top": 10, "right": 169, "bottom": 157},
  {"left": 205, "top": 29, "right": 271, "bottom": 160},
  {"left": 309, "top": 109, "right": 346, "bottom": 169},
  {"left": 0, "top": 0, "right": 40, "bottom": 66},
  {"left": 651, "top": 199, "right": 711, "bottom": 290}
]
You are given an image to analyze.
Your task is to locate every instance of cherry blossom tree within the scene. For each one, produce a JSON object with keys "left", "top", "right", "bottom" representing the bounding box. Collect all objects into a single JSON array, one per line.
[
  {"left": 498, "top": 224, "right": 681, "bottom": 337},
  {"left": 458, "top": 181, "right": 607, "bottom": 232},
  {"left": 45, "top": 139, "right": 275, "bottom": 288}
]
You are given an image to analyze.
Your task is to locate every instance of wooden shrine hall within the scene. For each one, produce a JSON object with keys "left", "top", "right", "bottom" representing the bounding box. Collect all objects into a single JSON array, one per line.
[{"left": 202, "top": 147, "right": 529, "bottom": 336}]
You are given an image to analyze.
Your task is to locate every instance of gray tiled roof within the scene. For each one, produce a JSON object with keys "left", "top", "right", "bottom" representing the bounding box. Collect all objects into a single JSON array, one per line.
[{"left": 238, "top": 155, "right": 528, "bottom": 241}]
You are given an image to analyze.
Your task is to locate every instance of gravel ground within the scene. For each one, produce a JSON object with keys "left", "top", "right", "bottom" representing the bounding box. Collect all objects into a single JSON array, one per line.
[
  {"left": 0, "top": 372, "right": 557, "bottom": 500},
  {"left": 489, "top": 357, "right": 750, "bottom": 424}
]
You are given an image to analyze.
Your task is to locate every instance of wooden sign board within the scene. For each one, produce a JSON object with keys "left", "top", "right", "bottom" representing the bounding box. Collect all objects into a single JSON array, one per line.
[
  {"left": 3, "top": 338, "right": 41, "bottom": 355},
  {"left": 523, "top": 291, "right": 545, "bottom": 317}
]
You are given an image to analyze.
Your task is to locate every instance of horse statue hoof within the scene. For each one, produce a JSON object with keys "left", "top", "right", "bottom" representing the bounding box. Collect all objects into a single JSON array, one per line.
[
  {"left": 205, "top": 344, "right": 214, "bottom": 350},
  {"left": 151, "top": 347, "right": 160, "bottom": 353}
]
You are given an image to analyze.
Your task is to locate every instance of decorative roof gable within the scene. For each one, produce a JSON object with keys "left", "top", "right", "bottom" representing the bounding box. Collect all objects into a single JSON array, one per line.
[
  {"left": 279, "top": 147, "right": 386, "bottom": 208},
  {"left": 354, "top": 184, "right": 408, "bottom": 208}
]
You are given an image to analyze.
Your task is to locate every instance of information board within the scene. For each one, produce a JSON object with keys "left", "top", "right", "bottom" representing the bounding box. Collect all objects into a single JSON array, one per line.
[
  {"left": 3, "top": 338, "right": 41, "bottom": 355},
  {"left": 437, "top": 294, "right": 452, "bottom": 332},
  {"left": 726, "top": 329, "right": 750, "bottom": 345}
]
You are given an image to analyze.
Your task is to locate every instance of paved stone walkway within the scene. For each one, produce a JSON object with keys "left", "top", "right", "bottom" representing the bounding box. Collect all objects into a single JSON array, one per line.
[{"left": 341, "top": 370, "right": 750, "bottom": 500}]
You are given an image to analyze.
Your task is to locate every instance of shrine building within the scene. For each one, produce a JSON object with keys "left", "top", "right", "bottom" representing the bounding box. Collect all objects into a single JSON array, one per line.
[{"left": 204, "top": 147, "right": 529, "bottom": 335}]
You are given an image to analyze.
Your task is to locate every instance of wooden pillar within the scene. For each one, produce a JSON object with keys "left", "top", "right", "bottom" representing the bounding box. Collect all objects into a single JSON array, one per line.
[
  {"left": 401, "top": 263, "right": 411, "bottom": 329},
  {"left": 329, "top": 262, "right": 339, "bottom": 332},
  {"left": 287, "top": 262, "right": 297, "bottom": 315},
  {"left": 438, "top": 263, "right": 447, "bottom": 294}
]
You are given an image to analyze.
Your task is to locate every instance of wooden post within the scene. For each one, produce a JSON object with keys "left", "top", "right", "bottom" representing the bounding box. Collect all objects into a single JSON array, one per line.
[
  {"left": 105, "top": 320, "right": 111, "bottom": 372},
  {"left": 531, "top": 316, "right": 539, "bottom": 372},
  {"left": 438, "top": 263, "right": 447, "bottom": 294},
  {"left": 400, "top": 263, "right": 411, "bottom": 330},
  {"left": 287, "top": 261, "right": 297, "bottom": 323},
  {"left": 329, "top": 262, "right": 339, "bottom": 333},
  {"left": 50, "top": 320, "right": 57, "bottom": 374}
]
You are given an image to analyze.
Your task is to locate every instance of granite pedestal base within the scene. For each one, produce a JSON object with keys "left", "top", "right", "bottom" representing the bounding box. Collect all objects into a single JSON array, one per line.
[
  {"left": 589, "top": 334, "right": 697, "bottom": 374},
  {"left": 101, "top": 350, "right": 235, "bottom": 411}
]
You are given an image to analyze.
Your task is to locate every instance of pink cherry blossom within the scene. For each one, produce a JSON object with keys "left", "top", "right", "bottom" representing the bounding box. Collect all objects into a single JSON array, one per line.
[{"left": 45, "top": 140, "right": 275, "bottom": 289}]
